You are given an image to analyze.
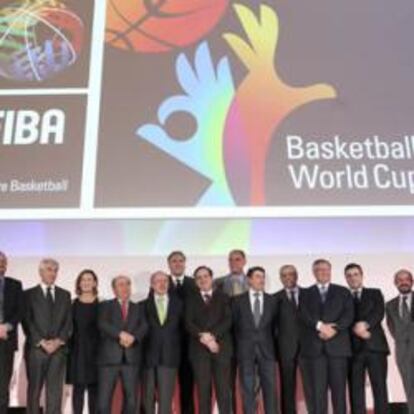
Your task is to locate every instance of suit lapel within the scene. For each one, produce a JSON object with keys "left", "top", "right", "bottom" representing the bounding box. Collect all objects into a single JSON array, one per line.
[
  {"left": 243, "top": 293, "right": 256, "bottom": 328},
  {"left": 259, "top": 294, "right": 270, "bottom": 327},
  {"left": 148, "top": 296, "right": 160, "bottom": 326}
]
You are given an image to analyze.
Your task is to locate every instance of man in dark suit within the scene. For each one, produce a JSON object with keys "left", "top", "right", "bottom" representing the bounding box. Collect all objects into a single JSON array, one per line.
[
  {"left": 166, "top": 251, "right": 196, "bottom": 414},
  {"left": 232, "top": 266, "right": 279, "bottom": 414},
  {"left": 344, "top": 263, "right": 389, "bottom": 414},
  {"left": 213, "top": 249, "right": 248, "bottom": 413},
  {"left": 23, "top": 258, "right": 72, "bottom": 414},
  {"left": 299, "top": 258, "right": 354, "bottom": 414},
  {"left": 185, "top": 266, "right": 233, "bottom": 414},
  {"left": 141, "top": 271, "right": 183, "bottom": 414},
  {"left": 97, "top": 275, "right": 148, "bottom": 414},
  {"left": 0, "top": 251, "right": 24, "bottom": 414},
  {"left": 386, "top": 269, "right": 414, "bottom": 414},
  {"left": 274, "top": 264, "right": 311, "bottom": 414}
]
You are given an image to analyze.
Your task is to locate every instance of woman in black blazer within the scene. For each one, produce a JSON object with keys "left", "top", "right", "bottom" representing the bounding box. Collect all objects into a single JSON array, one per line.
[{"left": 67, "top": 269, "right": 99, "bottom": 414}]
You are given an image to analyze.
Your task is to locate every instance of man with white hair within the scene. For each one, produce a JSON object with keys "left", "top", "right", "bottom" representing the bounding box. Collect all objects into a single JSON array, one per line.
[
  {"left": 23, "top": 258, "right": 72, "bottom": 414},
  {"left": 141, "top": 271, "right": 183, "bottom": 414}
]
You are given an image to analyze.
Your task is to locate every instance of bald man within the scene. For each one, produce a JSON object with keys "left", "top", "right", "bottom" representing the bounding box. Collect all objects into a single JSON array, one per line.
[{"left": 97, "top": 276, "right": 148, "bottom": 414}]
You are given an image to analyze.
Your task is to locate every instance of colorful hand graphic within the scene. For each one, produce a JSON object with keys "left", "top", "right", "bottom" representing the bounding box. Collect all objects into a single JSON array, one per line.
[
  {"left": 223, "top": 3, "right": 337, "bottom": 205},
  {"left": 137, "top": 41, "right": 236, "bottom": 205}
]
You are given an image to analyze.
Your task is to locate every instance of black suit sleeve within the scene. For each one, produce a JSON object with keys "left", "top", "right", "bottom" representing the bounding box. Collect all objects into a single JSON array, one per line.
[
  {"left": 57, "top": 292, "right": 73, "bottom": 343},
  {"left": 7, "top": 280, "right": 24, "bottom": 331},
  {"left": 335, "top": 290, "right": 354, "bottom": 331},
  {"left": 385, "top": 304, "right": 395, "bottom": 338},
  {"left": 211, "top": 296, "right": 232, "bottom": 340},
  {"left": 98, "top": 302, "right": 121, "bottom": 340},
  {"left": 298, "top": 291, "right": 319, "bottom": 329},
  {"left": 273, "top": 297, "right": 279, "bottom": 338},
  {"left": 185, "top": 297, "right": 201, "bottom": 338},
  {"left": 364, "top": 290, "right": 385, "bottom": 329},
  {"left": 130, "top": 303, "right": 148, "bottom": 342}
]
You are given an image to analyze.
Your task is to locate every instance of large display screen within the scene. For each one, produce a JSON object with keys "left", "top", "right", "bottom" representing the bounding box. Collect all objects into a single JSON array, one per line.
[{"left": 0, "top": 0, "right": 413, "bottom": 218}]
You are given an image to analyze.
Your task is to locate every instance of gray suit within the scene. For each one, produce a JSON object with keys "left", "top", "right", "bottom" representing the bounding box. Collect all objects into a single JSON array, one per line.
[
  {"left": 214, "top": 273, "right": 248, "bottom": 298},
  {"left": 23, "top": 285, "right": 72, "bottom": 414},
  {"left": 386, "top": 292, "right": 414, "bottom": 414}
]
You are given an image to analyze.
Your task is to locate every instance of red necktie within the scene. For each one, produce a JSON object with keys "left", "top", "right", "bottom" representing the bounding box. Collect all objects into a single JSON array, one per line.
[{"left": 121, "top": 301, "right": 128, "bottom": 321}]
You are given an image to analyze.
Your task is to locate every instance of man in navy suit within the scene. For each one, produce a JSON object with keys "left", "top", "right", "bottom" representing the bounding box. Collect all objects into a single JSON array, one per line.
[
  {"left": 344, "top": 263, "right": 389, "bottom": 414},
  {"left": 299, "top": 259, "right": 354, "bottom": 414},
  {"left": 0, "top": 251, "right": 24, "bottom": 414},
  {"left": 167, "top": 251, "right": 196, "bottom": 414},
  {"left": 232, "top": 266, "right": 279, "bottom": 414}
]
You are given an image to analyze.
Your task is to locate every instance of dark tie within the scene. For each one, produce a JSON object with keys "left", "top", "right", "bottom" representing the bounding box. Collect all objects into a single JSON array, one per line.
[
  {"left": 289, "top": 289, "right": 298, "bottom": 308},
  {"left": 353, "top": 290, "right": 360, "bottom": 303},
  {"left": 203, "top": 293, "right": 211, "bottom": 305},
  {"left": 253, "top": 292, "right": 261, "bottom": 327},
  {"left": 46, "top": 287, "right": 54, "bottom": 309},
  {"left": 402, "top": 296, "right": 410, "bottom": 321},
  {"left": 46, "top": 287, "right": 54, "bottom": 338},
  {"left": 176, "top": 279, "right": 182, "bottom": 289}
]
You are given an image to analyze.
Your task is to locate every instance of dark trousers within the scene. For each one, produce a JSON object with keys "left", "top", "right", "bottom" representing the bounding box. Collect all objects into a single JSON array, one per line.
[
  {"left": 72, "top": 383, "right": 98, "bottom": 414},
  {"left": 142, "top": 366, "right": 177, "bottom": 414},
  {"left": 98, "top": 364, "right": 138, "bottom": 414},
  {"left": 279, "top": 355, "right": 314, "bottom": 414},
  {"left": 25, "top": 347, "right": 66, "bottom": 414},
  {"left": 191, "top": 355, "right": 231, "bottom": 414},
  {"left": 230, "top": 357, "right": 238, "bottom": 413},
  {"left": 179, "top": 350, "right": 194, "bottom": 414},
  {"left": 239, "top": 348, "right": 278, "bottom": 414},
  {"left": 349, "top": 351, "right": 388, "bottom": 414},
  {"left": 0, "top": 342, "right": 14, "bottom": 414},
  {"left": 302, "top": 355, "right": 348, "bottom": 414}
]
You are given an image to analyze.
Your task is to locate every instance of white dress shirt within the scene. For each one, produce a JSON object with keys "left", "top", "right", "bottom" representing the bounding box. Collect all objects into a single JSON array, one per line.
[
  {"left": 201, "top": 289, "right": 213, "bottom": 303},
  {"left": 172, "top": 275, "right": 185, "bottom": 287},
  {"left": 286, "top": 286, "right": 300, "bottom": 304},
  {"left": 40, "top": 283, "right": 55, "bottom": 300}
]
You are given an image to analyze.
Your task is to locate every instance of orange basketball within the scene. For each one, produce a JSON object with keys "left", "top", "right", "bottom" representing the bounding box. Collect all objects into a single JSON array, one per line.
[{"left": 105, "top": 0, "right": 230, "bottom": 53}]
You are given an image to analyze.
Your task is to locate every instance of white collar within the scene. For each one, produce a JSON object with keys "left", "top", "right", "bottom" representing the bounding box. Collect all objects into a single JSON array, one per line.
[
  {"left": 201, "top": 289, "right": 213, "bottom": 297},
  {"left": 317, "top": 282, "right": 330, "bottom": 290},
  {"left": 40, "top": 283, "right": 55, "bottom": 292},
  {"left": 172, "top": 275, "right": 185, "bottom": 284},
  {"left": 400, "top": 292, "right": 413, "bottom": 300},
  {"left": 249, "top": 288, "right": 263, "bottom": 298}
]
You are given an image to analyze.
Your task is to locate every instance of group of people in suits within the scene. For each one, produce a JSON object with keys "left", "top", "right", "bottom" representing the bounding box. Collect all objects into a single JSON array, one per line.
[{"left": 0, "top": 248, "right": 414, "bottom": 414}]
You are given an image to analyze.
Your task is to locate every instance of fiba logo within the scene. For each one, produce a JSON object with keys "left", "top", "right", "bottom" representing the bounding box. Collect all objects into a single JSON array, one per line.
[
  {"left": 0, "top": 109, "right": 65, "bottom": 145},
  {"left": 0, "top": 0, "right": 85, "bottom": 82}
]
